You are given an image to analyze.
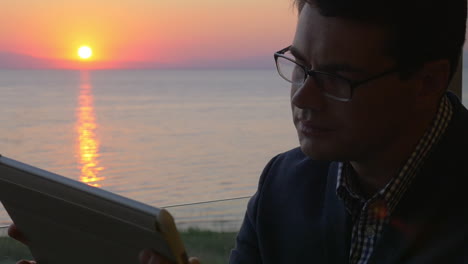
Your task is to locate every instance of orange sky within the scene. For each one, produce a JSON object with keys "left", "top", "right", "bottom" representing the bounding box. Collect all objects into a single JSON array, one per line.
[{"left": 1, "top": 0, "right": 297, "bottom": 68}]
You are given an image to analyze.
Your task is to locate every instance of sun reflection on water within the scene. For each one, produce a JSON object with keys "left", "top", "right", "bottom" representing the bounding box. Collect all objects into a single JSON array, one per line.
[{"left": 76, "top": 71, "right": 105, "bottom": 187}]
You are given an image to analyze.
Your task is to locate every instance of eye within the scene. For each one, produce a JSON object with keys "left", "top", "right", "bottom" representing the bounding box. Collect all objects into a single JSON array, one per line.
[{"left": 291, "top": 64, "right": 305, "bottom": 82}]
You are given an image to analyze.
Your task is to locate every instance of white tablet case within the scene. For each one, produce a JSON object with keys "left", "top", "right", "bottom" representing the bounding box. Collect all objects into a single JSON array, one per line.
[{"left": 0, "top": 155, "right": 175, "bottom": 264}]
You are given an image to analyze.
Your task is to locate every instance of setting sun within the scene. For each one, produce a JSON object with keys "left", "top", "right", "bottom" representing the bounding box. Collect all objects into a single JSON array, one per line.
[{"left": 78, "top": 46, "right": 93, "bottom": 60}]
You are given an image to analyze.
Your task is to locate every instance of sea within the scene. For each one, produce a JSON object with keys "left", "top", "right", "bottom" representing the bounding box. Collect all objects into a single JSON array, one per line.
[
  {"left": 0, "top": 69, "right": 467, "bottom": 231},
  {"left": 0, "top": 69, "right": 299, "bottom": 230}
]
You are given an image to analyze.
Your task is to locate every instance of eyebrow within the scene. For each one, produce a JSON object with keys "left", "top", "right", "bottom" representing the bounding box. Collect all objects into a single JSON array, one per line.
[
  {"left": 289, "top": 45, "right": 370, "bottom": 75},
  {"left": 289, "top": 46, "right": 308, "bottom": 63}
]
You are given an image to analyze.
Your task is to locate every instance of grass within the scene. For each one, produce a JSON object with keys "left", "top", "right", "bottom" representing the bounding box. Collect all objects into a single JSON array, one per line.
[
  {"left": 0, "top": 237, "right": 32, "bottom": 264},
  {"left": 0, "top": 229, "right": 236, "bottom": 264},
  {"left": 181, "top": 228, "right": 237, "bottom": 264}
]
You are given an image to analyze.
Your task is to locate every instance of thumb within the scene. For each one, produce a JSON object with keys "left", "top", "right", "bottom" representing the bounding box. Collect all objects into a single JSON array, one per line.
[{"left": 189, "top": 257, "right": 201, "bottom": 264}]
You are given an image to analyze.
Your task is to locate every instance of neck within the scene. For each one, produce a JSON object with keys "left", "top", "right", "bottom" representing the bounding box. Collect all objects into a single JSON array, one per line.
[{"left": 350, "top": 105, "right": 438, "bottom": 197}]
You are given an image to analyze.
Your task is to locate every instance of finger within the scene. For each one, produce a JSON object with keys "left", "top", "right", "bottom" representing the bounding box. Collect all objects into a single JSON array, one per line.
[
  {"left": 8, "top": 224, "right": 29, "bottom": 245},
  {"left": 189, "top": 257, "right": 201, "bottom": 264},
  {"left": 16, "top": 260, "right": 36, "bottom": 264},
  {"left": 139, "top": 249, "right": 170, "bottom": 264},
  {"left": 139, "top": 249, "right": 153, "bottom": 263}
]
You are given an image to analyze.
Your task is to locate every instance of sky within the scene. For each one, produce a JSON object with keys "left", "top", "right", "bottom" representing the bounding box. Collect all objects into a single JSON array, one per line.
[{"left": 0, "top": 0, "right": 298, "bottom": 69}]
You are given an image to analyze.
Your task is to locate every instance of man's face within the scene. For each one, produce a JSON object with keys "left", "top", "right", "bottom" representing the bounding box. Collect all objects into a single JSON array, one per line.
[{"left": 291, "top": 4, "right": 421, "bottom": 161}]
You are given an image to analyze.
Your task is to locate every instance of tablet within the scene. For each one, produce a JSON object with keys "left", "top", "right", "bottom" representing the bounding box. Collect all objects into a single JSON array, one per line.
[{"left": 0, "top": 155, "right": 188, "bottom": 264}]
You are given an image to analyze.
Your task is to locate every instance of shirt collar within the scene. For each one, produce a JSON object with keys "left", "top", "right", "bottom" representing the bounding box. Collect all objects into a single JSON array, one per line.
[{"left": 337, "top": 94, "right": 453, "bottom": 215}]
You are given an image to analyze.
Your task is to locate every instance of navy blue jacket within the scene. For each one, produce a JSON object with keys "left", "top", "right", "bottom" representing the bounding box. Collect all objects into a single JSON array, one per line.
[{"left": 230, "top": 93, "right": 468, "bottom": 264}]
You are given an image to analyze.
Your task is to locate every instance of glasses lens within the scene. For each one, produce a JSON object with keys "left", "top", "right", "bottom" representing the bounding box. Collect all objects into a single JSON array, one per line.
[
  {"left": 276, "top": 57, "right": 305, "bottom": 85},
  {"left": 314, "top": 73, "right": 351, "bottom": 100}
]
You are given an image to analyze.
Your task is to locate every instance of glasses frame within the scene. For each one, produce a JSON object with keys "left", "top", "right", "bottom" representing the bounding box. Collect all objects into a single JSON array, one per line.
[{"left": 274, "top": 45, "right": 400, "bottom": 102}]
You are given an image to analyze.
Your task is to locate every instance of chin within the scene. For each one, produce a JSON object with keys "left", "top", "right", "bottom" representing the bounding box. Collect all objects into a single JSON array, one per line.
[
  {"left": 298, "top": 136, "right": 344, "bottom": 161},
  {"left": 300, "top": 145, "right": 337, "bottom": 161}
]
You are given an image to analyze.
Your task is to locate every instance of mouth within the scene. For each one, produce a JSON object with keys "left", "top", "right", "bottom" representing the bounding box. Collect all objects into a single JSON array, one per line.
[{"left": 297, "top": 120, "right": 335, "bottom": 137}]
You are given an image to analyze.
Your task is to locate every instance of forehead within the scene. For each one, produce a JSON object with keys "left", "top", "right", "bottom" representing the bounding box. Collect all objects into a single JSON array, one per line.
[{"left": 292, "top": 4, "right": 394, "bottom": 71}]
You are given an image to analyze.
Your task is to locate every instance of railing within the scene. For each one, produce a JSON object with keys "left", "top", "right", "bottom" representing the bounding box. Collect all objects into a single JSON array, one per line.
[{"left": 0, "top": 197, "right": 250, "bottom": 264}]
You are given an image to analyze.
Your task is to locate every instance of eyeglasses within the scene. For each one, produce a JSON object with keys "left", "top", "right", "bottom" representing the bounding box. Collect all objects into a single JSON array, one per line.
[{"left": 274, "top": 46, "right": 400, "bottom": 102}]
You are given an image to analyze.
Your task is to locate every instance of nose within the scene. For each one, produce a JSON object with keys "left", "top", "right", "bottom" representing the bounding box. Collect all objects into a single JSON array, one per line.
[{"left": 290, "top": 76, "right": 326, "bottom": 111}]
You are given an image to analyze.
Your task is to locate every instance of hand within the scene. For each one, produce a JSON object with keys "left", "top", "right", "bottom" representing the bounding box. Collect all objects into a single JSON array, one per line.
[
  {"left": 8, "top": 224, "right": 36, "bottom": 264},
  {"left": 10, "top": 224, "right": 201, "bottom": 264},
  {"left": 8, "top": 224, "right": 28, "bottom": 245},
  {"left": 139, "top": 249, "right": 200, "bottom": 264}
]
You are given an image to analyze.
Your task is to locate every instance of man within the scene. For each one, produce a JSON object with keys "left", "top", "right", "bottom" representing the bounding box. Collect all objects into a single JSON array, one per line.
[
  {"left": 141, "top": 0, "right": 467, "bottom": 262},
  {"left": 229, "top": 0, "right": 468, "bottom": 263},
  {"left": 10, "top": 0, "right": 468, "bottom": 263}
]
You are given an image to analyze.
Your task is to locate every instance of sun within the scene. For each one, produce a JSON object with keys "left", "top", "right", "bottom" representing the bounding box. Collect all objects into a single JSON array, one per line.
[{"left": 78, "top": 46, "right": 93, "bottom": 60}]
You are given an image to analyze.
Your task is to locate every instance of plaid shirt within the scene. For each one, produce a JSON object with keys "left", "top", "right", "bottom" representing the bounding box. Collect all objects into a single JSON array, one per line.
[{"left": 336, "top": 95, "right": 453, "bottom": 264}]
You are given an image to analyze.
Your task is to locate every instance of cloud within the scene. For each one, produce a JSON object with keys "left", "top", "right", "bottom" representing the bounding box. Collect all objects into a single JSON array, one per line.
[
  {"left": 0, "top": 52, "right": 275, "bottom": 70},
  {"left": 0, "top": 53, "right": 59, "bottom": 69}
]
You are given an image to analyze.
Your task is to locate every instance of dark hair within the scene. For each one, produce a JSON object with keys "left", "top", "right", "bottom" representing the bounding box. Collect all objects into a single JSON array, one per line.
[{"left": 294, "top": 0, "right": 467, "bottom": 80}]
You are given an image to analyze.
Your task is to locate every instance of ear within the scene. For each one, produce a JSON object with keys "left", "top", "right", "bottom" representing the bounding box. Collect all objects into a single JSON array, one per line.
[{"left": 418, "top": 59, "right": 451, "bottom": 100}]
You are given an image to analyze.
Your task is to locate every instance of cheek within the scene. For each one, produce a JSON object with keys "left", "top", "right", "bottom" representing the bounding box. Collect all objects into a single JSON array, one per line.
[
  {"left": 290, "top": 85, "right": 298, "bottom": 100},
  {"left": 290, "top": 86, "right": 300, "bottom": 118},
  {"left": 351, "top": 81, "right": 411, "bottom": 117},
  {"left": 343, "top": 89, "right": 412, "bottom": 141}
]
